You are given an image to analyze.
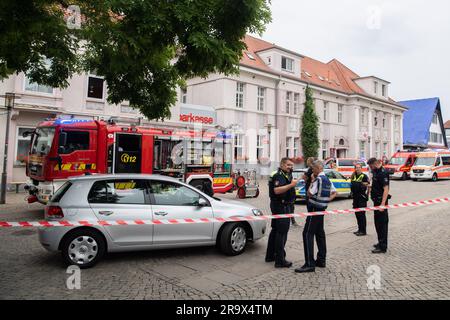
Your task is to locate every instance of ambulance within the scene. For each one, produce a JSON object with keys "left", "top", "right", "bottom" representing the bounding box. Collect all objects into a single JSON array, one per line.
[
  {"left": 384, "top": 152, "right": 417, "bottom": 180},
  {"left": 410, "top": 150, "right": 450, "bottom": 181}
]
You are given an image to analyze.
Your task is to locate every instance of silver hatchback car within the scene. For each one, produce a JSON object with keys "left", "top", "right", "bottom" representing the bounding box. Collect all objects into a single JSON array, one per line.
[{"left": 38, "top": 174, "right": 267, "bottom": 268}]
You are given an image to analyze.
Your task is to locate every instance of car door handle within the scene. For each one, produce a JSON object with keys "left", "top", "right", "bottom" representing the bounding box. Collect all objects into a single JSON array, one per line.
[
  {"left": 98, "top": 211, "right": 114, "bottom": 216},
  {"left": 154, "top": 211, "right": 168, "bottom": 216}
]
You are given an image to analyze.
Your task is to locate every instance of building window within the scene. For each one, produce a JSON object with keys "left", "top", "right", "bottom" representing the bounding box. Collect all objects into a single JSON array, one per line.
[
  {"left": 87, "top": 76, "right": 105, "bottom": 99},
  {"left": 285, "top": 91, "right": 292, "bottom": 114},
  {"left": 394, "top": 115, "right": 399, "bottom": 130},
  {"left": 294, "top": 138, "right": 300, "bottom": 157},
  {"left": 181, "top": 87, "right": 187, "bottom": 103},
  {"left": 323, "top": 101, "right": 328, "bottom": 121},
  {"left": 374, "top": 116, "right": 378, "bottom": 127},
  {"left": 375, "top": 142, "right": 380, "bottom": 159},
  {"left": 374, "top": 81, "right": 378, "bottom": 94},
  {"left": 322, "top": 140, "right": 328, "bottom": 160},
  {"left": 383, "top": 143, "right": 388, "bottom": 156},
  {"left": 432, "top": 113, "right": 438, "bottom": 124},
  {"left": 234, "top": 134, "right": 244, "bottom": 160},
  {"left": 382, "top": 114, "right": 386, "bottom": 128},
  {"left": 256, "top": 135, "right": 264, "bottom": 161},
  {"left": 15, "top": 127, "right": 33, "bottom": 166},
  {"left": 395, "top": 144, "right": 400, "bottom": 152},
  {"left": 286, "top": 137, "right": 292, "bottom": 157},
  {"left": 359, "top": 141, "right": 366, "bottom": 159},
  {"left": 338, "top": 105, "right": 343, "bottom": 123},
  {"left": 257, "top": 87, "right": 265, "bottom": 111},
  {"left": 235, "top": 82, "right": 245, "bottom": 108},
  {"left": 281, "top": 56, "right": 294, "bottom": 72},
  {"left": 24, "top": 77, "right": 53, "bottom": 94},
  {"left": 293, "top": 93, "right": 300, "bottom": 115},
  {"left": 382, "top": 84, "right": 386, "bottom": 97}
]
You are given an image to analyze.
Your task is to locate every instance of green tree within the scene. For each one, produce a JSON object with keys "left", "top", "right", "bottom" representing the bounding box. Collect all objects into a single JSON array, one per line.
[
  {"left": 0, "top": 0, "right": 271, "bottom": 120},
  {"left": 301, "top": 85, "right": 320, "bottom": 159}
]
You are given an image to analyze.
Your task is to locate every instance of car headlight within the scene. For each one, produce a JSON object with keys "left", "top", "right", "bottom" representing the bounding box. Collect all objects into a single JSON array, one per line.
[{"left": 252, "top": 209, "right": 263, "bottom": 216}]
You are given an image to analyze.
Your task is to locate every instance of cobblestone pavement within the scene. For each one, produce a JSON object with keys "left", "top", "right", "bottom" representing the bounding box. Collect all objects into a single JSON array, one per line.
[{"left": 0, "top": 179, "right": 449, "bottom": 300}]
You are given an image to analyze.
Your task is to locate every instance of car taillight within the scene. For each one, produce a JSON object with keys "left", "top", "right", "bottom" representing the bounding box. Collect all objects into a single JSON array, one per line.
[{"left": 46, "top": 206, "right": 64, "bottom": 219}]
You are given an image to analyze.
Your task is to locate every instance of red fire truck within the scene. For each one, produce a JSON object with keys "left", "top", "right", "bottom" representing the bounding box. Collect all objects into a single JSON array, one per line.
[{"left": 24, "top": 118, "right": 234, "bottom": 204}]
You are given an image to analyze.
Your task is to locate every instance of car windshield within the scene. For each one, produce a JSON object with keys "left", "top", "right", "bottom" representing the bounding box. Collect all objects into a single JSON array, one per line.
[
  {"left": 414, "top": 157, "right": 435, "bottom": 166},
  {"left": 30, "top": 127, "right": 55, "bottom": 156},
  {"left": 389, "top": 157, "right": 406, "bottom": 165}
]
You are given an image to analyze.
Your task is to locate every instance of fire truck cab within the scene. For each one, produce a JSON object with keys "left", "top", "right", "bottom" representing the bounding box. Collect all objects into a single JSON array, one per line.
[{"left": 25, "top": 118, "right": 233, "bottom": 204}]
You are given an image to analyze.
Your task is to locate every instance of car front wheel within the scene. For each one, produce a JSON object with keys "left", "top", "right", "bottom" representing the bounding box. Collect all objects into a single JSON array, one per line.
[
  {"left": 61, "top": 229, "right": 106, "bottom": 269},
  {"left": 219, "top": 223, "right": 248, "bottom": 256}
]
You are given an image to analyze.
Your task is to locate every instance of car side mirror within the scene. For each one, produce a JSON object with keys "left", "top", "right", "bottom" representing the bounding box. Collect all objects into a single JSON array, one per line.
[
  {"left": 59, "top": 131, "right": 67, "bottom": 149},
  {"left": 197, "top": 198, "right": 209, "bottom": 207}
]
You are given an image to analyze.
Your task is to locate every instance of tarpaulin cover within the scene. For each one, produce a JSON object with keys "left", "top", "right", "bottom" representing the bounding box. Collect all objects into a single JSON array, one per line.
[{"left": 399, "top": 98, "right": 440, "bottom": 147}]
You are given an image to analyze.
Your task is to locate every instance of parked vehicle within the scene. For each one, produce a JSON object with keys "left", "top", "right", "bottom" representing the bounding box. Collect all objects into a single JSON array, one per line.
[
  {"left": 384, "top": 152, "right": 417, "bottom": 180},
  {"left": 324, "top": 158, "right": 369, "bottom": 178},
  {"left": 293, "top": 169, "right": 351, "bottom": 200},
  {"left": 24, "top": 118, "right": 234, "bottom": 204},
  {"left": 410, "top": 150, "right": 450, "bottom": 181},
  {"left": 38, "top": 174, "right": 267, "bottom": 268}
]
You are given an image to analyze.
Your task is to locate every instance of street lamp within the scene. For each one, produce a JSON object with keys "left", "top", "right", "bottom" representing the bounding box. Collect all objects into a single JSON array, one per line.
[{"left": 1, "top": 92, "right": 15, "bottom": 204}]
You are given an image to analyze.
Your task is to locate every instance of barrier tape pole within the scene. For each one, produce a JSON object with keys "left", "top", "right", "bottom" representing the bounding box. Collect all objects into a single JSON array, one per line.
[{"left": 0, "top": 197, "right": 448, "bottom": 228}]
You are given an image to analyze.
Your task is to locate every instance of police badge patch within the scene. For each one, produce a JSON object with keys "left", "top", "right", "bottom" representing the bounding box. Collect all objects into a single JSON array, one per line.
[{"left": 274, "top": 180, "right": 280, "bottom": 186}]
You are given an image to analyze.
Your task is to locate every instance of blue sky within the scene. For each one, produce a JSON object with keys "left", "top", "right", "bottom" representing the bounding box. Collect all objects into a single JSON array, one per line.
[{"left": 255, "top": 0, "right": 450, "bottom": 122}]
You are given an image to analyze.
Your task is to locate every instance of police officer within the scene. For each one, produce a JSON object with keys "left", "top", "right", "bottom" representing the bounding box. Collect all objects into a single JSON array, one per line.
[
  {"left": 367, "top": 157, "right": 390, "bottom": 253},
  {"left": 350, "top": 163, "right": 370, "bottom": 236},
  {"left": 295, "top": 160, "right": 337, "bottom": 273},
  {"left": 265, "top": 157, "right": 298, "bottom": 268}
]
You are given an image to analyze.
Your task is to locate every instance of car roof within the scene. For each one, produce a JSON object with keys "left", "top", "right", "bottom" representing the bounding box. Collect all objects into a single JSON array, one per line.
[{"left": 68, "top": 173, "right": 182, "bottom": 183}]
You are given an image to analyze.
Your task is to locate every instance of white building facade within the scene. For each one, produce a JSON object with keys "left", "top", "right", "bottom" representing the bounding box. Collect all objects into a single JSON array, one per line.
[{"left": 0, "top": 35, "right": 406, "bottom": 185}]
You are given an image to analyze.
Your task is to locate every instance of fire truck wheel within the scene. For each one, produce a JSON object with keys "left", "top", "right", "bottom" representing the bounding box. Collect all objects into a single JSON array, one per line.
[
  {"left": 432, "top": 173, "right": 438, "bottom": 182},
  {"left": 237, "top": 187, "right": 246, "bottom": 199},
  {"left": 219, "top": 223, "right": 247, "bottom": 256},
  {"left": 236, "top": 176, "right": 246, "bottom": 188},
  {"left": 401, "top": 172, "right": 408, "bottom": 180},
  {"left": 60, "top": 228, "right": 106, "bottom": 269},
  {"left": 253, "top": 188, "right": 260, "bottom": 198}
]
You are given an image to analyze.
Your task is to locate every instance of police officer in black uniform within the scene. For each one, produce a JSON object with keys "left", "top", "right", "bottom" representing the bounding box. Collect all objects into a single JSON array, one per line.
[
  {"left": 265, "top": 157, "right": 298, "bottom": 268},
  {"left": 350, "top": 163, "right": 370, "bottom": 236},
  {"left": 367, "top": 157, "right": 390, "bottom": 253}
]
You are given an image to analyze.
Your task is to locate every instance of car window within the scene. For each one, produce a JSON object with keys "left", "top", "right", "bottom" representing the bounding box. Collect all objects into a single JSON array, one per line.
[
  {"left": 88, "top": 179, "right": 147, "bottom": 204},
  {"left": 325, "top": 171, "right": 336, "bottom": 179},
  {"left": 442, "top": 156, "right": 450, "bottom": 166},
  {"left": 51, "top": 181, "right": 72, "bottom": 202},
  {"left": 333, "top": 171, "right": 346, "bottom": 180},
  {"left": 149, "top": 181, "right": 205, "bottom": 206}
]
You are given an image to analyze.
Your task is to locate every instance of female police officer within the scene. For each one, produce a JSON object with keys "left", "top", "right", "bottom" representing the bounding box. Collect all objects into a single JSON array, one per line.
[{"left": 350, "top": 163, "right": 370, "bottom": 236}]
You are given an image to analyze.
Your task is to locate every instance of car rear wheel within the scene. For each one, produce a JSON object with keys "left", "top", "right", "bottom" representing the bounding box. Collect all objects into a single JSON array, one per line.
[
  {"left": 219, "top": 223, "right": 247, "bottom": 256},
  {"left": 401, "top": 172, "right": 408, "bottom": 180},
  {"left": 61, "top": 229, "right": 106, "bottom": 269}
]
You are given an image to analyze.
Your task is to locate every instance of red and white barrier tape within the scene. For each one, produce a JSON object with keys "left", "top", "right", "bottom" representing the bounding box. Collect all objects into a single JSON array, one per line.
[{"left": 0, "top": 197, "right": 448, "bottom": 228}]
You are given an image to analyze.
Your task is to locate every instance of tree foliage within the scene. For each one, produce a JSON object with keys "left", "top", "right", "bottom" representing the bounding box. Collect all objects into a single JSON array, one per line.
[
  {"left": 0, "top": 0, "right": 272, "bottom": 120},
  {"left": 301, "top": 85, "right": 320, "bottom": 159}
]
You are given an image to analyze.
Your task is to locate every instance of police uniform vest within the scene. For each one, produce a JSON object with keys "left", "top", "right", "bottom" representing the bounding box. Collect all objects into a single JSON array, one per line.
[
  {"left": 309, "top": 175, "right": 332, "bottom": 209},
  {"left": 268, "top": 169, "right": 295, "bottom": 203},
  {"left": 351, "top": 173, "right": 367, "bottom": 194}
]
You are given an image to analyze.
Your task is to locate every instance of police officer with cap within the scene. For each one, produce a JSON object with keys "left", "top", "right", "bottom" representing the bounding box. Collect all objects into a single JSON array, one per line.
[
  {"left": 367, "top": 157, "right": 390, "bottom": 253},
  {"left": 265, "top": 157, "right": 298, "bottom": 268}
]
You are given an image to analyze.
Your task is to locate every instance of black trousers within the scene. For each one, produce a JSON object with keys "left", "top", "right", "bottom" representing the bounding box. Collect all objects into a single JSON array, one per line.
[
  {"left": 302, "top": 203, "right": 327, "bottom": 267},
  {"left": 373, "top": 198, "right": 389, "bottom": 250},
  {"left": 353, "top": 197, "right": 367, "bottom": 233},
  {"left": 266, "top": 204, "right": 291, "bottom": 265}
]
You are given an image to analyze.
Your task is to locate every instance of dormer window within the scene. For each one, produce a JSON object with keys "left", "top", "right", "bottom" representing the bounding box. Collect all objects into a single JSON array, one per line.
[
  {"left": 245, "top": 52, "right": 256, "bottom": 60},
  {"left": 374, "top": 81, "right": 378, "bottom": 94},
  {"left": 281, "top": 56, "right": 294, "bottom": 72},
  {"left": 382, "top": 84, "right": 386, "bottom": 97}
]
